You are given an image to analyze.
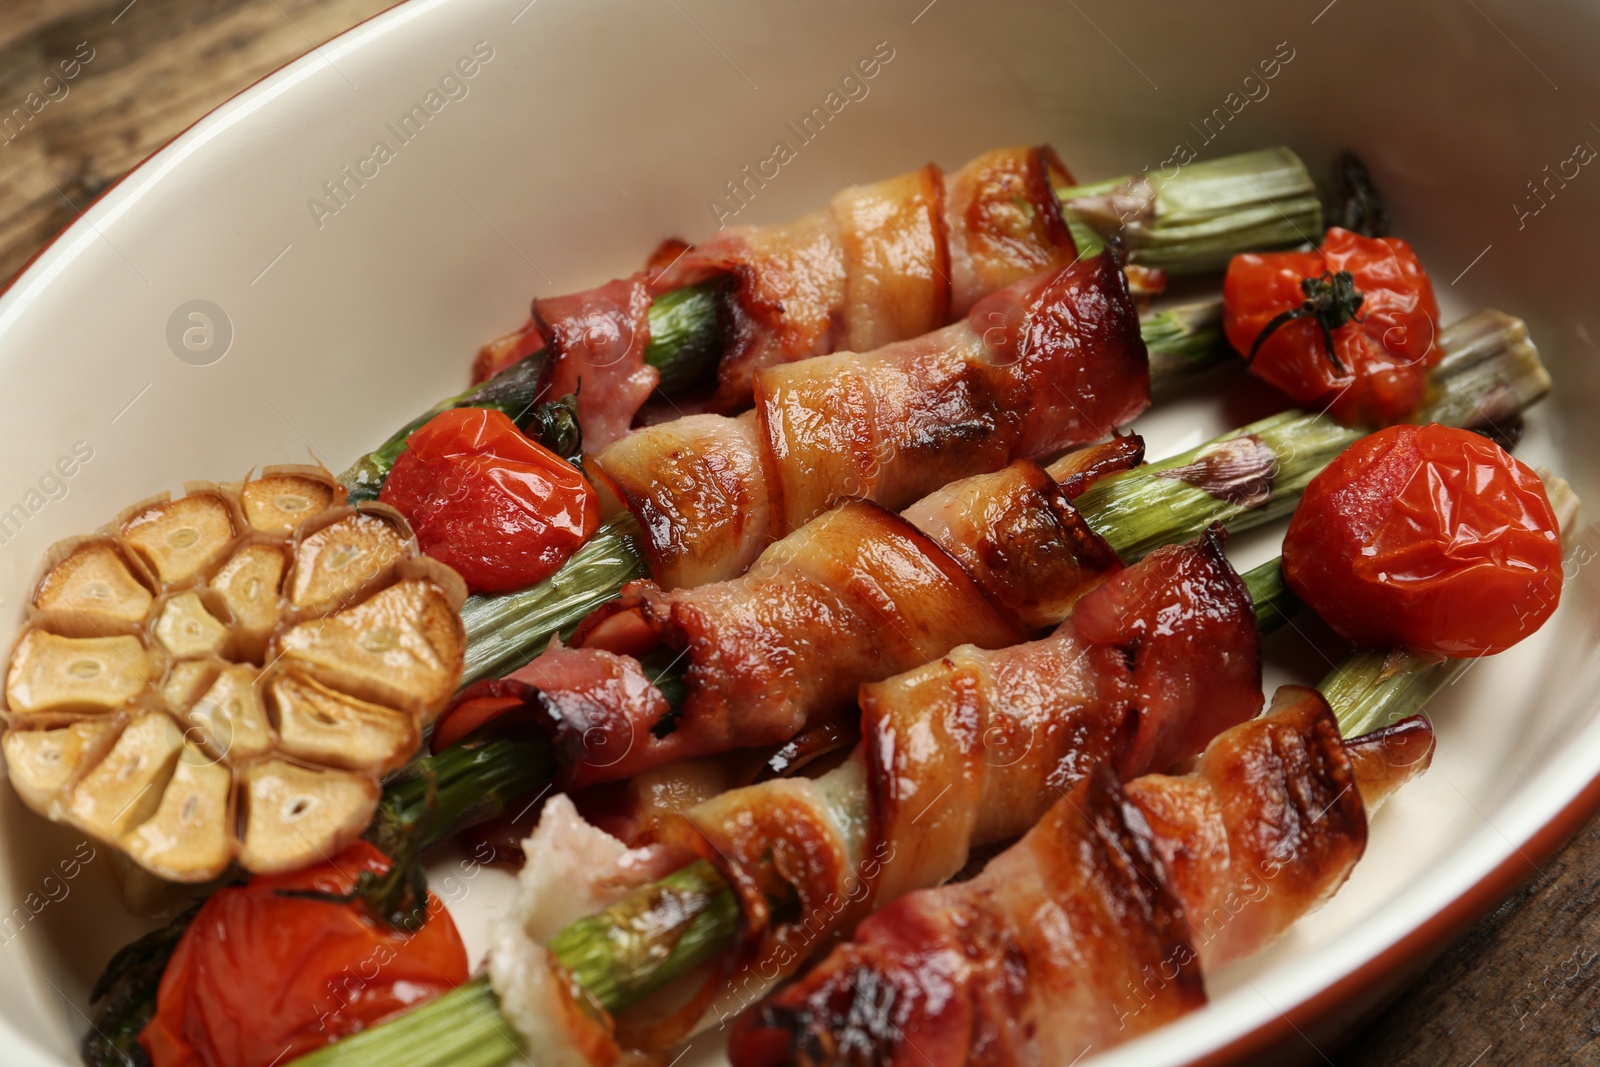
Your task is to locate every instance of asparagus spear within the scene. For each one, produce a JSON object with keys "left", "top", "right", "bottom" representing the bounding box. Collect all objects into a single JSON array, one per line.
[
  {"left": 1059, "top": 146, "right": 1322, "bottom": 274},
  {"left": 310, "top": 466, "right": 1579, "bottom": 1067}
]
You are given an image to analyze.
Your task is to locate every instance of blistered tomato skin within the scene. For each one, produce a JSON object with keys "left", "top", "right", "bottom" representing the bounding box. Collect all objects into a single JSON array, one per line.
[
  {"left": 1224, "top": 228, "right": 1442, "bottom": 427},
  {"left": 381, "top": 408, "right": 599, "bottom": 594},
  {"left": 1283, "top": 424, "right": 1563, "bottom": 657},
  {"left": 140, "top": 841, "right": 468, "bottom": 1067}
]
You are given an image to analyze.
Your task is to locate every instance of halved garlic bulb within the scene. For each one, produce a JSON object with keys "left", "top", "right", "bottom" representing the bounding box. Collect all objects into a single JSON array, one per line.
[{"left": 1, "top": 465, "right": 466, "bottom": 882}]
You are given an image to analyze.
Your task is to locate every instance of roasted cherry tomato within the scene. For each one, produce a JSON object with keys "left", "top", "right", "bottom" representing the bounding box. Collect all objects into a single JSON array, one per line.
[
  {"left": 381, "top": 407, "right": 599, "bottom": 594},
  {"left": 1283, "top": 424, "right": 1562, "bottom": 656},
  {"left": 1224, "top": 227, "right": 1442, "bottom": 426},
  {"left": 140, "top": 841, "right": 468, "bottom": 1067}
]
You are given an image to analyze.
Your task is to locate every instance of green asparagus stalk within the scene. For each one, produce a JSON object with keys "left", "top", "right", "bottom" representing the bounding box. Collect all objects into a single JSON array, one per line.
[
  {"left": 368, "top": 738, "right": 557, "bottom": 859},
  {"left": 1144, "top": 297, "right": 1226, "bottom": 392},
  {"left": 289, "top": 529, "right": 1520, "bottom": 1067},
  {"left": 1059, "top": 146, "right": 1322, "bottom": 274},
  {"left": 644, "top": 279, "right": 728, "bottom": 393}
]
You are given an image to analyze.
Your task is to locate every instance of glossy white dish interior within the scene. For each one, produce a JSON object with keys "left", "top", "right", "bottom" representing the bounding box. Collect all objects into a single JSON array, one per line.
[{"left": 1, "top": 1, "right": 1598, "bottom": 1064}]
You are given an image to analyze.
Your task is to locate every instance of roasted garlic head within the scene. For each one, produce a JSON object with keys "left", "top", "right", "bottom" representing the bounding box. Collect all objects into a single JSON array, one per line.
[{"left": 2, "top": 467, "right": 466, "bottom": 882}]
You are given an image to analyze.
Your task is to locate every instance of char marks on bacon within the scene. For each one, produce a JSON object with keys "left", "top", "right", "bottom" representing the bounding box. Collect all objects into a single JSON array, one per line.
[
  {"left": 732, "top": 688, "right": 1431, "bottom": 1067},
  {"left": 899, "top": 457, "right": 1125, "bottom": 632},
  {"left": 589, "top": 411, "right": 778, "bottom": 589},
  {"left": 863, "top": 527, "right": 1260, "bottom": 906}
]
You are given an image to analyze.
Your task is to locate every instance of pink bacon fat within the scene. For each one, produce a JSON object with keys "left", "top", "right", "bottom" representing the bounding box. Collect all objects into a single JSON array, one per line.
[
  {"left": 591, "top": 251, "right": 1149, "bottom": 588},
  {"left": 730, "top": 691, "right": 1435, "bottom": 1067},
  {"left": 514, "top": 439, "right": 1144, "bottom": 792},
  {"left": 474, "top": 145, "right": 1081, "bottom": 452}
]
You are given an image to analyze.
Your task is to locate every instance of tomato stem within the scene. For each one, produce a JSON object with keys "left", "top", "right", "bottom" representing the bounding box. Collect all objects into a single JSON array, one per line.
[{"left": 1245, "top": 269, "right": 1365, "bottom": 373}]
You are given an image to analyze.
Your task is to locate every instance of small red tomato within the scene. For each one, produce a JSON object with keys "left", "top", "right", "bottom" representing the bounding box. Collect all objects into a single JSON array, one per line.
[
  {"left": 1283, "top": 424, "right": 1563, "bottom": 656},
  {"left": 1224, "top": 227, "right": 1442, "bottom": 426},
  {"left": 140, "top": 841, "right": 469, "bottom": 1067},
  {"left": 381, "top": 407, "right": 599, "bottom": 593}
]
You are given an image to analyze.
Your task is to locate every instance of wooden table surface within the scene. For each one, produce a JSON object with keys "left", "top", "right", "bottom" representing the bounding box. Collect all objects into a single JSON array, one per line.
[{"left": 3, "top": 1, "right": 1597, "bottom": 1065}]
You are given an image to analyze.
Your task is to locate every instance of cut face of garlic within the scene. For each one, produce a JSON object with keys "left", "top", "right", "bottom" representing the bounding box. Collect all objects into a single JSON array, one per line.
[
  {"left": 33, "top": 541, "right": 152, "bottom": 624},
  {"left": 1, "top": 466, "right": 466, "bottom": 882},
  {"left": 120, "top": 493, "right": 236, "bottom": 586},
  {"left": 5, "top": 632, "right": 156, "bottom": 716},
  {"left": 241, "top": 473, "right": 335, "bottom": 536},
  {"left": 153, "top": 592, "right": 230, "bottom": 659},
  {"left": 238, "top": 759, "right": 379, "bottom": 873}
]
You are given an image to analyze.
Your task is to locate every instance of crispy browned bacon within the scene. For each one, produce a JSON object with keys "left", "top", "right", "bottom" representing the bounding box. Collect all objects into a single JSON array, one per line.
[
  {"left": 731, "top": 690, "right": 1435, "bottom": 1067},
  {"left": 593, "top": 253, "right": 1149, "bottom": 588}
]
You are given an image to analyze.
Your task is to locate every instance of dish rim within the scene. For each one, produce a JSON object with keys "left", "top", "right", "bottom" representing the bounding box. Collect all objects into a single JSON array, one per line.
[{"left": 1, "top": 2, "right": 1597, "bottom": 1065}]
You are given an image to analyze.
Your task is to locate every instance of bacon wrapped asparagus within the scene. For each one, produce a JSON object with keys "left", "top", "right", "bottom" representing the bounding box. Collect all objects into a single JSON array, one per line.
[
  {"left": 468, "top": 147, "right": 1318, "bottom": 450},
  {"left": 729, "top": 689, "right": 1433, "bottom": 1067},
  {"left": 592, "top": 251, "right": 1149, "bottom": 588},
  {"left": 282, "top": 540, "right": 1474, "bottom": 1067}
]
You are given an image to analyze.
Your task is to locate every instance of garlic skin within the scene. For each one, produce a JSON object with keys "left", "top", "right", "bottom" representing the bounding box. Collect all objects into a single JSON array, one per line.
[{"left": 1, "top": 466, "right": 467, "bottom": 882}]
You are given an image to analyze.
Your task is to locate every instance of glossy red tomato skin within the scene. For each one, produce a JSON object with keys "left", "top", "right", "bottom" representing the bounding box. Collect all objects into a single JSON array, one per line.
[
  {"left": 381, "top": 407, "right": 599, "bottom": 594},
  {"left": 1224, "top": 228, "right": 1442, "bottom": 426},
  {"left": 140, "top": 841, "right": 469, "bottom": 1067},
  {"left": 1283, "top": 424, "right": 1563, "bottom": 657}
]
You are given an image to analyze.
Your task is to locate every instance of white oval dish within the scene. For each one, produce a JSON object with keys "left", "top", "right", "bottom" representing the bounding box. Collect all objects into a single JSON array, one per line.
[{"left": 3, "top": 2, "right": 1599, "bottom": 1065}]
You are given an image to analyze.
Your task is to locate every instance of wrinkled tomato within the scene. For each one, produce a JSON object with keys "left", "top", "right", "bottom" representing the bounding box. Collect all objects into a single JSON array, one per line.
[
  {"left": 140, "top": 841, "right": 468, "bottom": 1067},
  {"left": 1283, "top": 424, "right": 1563, "bottom": 656},
  {"left": 1224, "top": 227, "right": 1441, "bottom": 426},
  {"left": 381, "top": 407, "right": 599, "bottom": 594}
]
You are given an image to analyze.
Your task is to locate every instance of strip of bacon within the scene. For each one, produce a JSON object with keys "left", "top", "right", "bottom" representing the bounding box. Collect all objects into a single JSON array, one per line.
[
  {"left": 592, "top": 253, "right": 1148, "bottom": 588},
  {"left": 475, "top": 146, "right": 1080, "bottom": 453},
  {"left": 730, "top": 689, "right": 1435, "bottom": 1067},
  {"left": 519, "top": 439, "right": 1143, "bottom": 792}
]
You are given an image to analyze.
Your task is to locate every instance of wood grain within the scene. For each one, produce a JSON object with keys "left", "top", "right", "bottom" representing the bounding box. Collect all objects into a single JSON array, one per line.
[
  {"left": 1, "top": 2, "right": 1596, "bottom": 1066},
  {"left": 0, "top": 0, "right": 394, "bottom": 284}
]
